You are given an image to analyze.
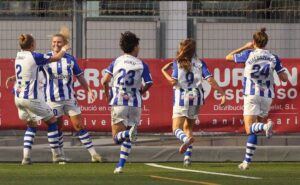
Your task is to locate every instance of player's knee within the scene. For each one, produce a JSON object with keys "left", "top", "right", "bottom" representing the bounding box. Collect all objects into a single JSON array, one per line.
[
  {"left": 73, "top": 123, "right": 83, "bottom": 131},
  {"left": 44, "top": 116, "right": 57, "bottom": 125},
  {"left": 183, "top": 124, "right": 189, "bottom": 131},
  {"left": 245, "top": 129, "right": 251, "bottom": 135},
  {"left": 27, "top": 121, "right": 37, "bottom": 128},
  {"left": 172, "top": 125, "right": 180, "bottom": 133}
]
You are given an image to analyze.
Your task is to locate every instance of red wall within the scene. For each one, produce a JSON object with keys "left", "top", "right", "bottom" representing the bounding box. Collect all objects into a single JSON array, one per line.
[{"left": 1, "top": 58, "right": 299, "bottom": 133}]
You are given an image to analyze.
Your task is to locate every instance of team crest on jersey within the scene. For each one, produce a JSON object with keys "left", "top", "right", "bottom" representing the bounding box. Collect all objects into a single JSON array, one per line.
[
  {"left": 188, "top": 94, "right": 195, "bottom": 100},
  {"left": 122, "top": 93, "right": 130, "bottom": 100},
  {"left": 260, "top": 87, "right": 265, "bottom": 91},
  {"left": 16, "top": 86, "right": 22, "bottom": 93}
]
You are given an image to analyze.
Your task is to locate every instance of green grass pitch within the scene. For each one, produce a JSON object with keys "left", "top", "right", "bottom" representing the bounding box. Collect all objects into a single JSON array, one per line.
[{"left": 0, "top": 162, "right": 300, "bottom": 185}]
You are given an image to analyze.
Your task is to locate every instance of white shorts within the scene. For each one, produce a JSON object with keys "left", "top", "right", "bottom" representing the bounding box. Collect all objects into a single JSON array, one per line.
[
  {"left": 172, "top": 105, "right": 200, "bottom": 119},
  {"left": 111, "top": 106, "right": 141, "bottom": 127},
  {"left": 243, "top": 95, "right": 272, "bottom": 118},
  {"left": 47, "top": 99, "right": 81, "bottom": 117},
  {"left": 15, "top": 97, "right": 54, "bottom": 122}
]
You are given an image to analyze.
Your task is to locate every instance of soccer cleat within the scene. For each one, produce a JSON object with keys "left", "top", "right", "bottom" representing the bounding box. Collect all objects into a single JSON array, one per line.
[
  {"left": 91, "top": 153, "right": 104, "bottom": 163},
  {"left": 179, "top": 137, "right": 195, "bottom": 154},
  {"left": 113, "top": 167, "right": 124, "bottom": 174},
  {"left": 21, "top": 158, "right": 32, "bottom": 165},
  {"left": 183, "top": 158, "right": 191, "bottom": 167},
  {"left": 53, "top": 155, "right": 71, "bottom": 163},
  {"left": 265, "top": 119, "right": 274, "bottom": 139},
  {"left": 129, "top": 124, "right": 138, "bottom": 142},
  {"left": 63, "top": 157, "right": 72, "bottom": 162},
  {"left": 238, "top": 161, "right": 250, "bottom": 170},
  {"left": 52, "top": 155, "right": 66, "bottom": 165}
]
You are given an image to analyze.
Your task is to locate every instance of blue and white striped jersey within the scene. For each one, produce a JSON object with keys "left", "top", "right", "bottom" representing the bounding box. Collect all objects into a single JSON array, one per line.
[
  {"left": 172, "top": 57, "right": 212, "bottom": 107},
  {"left": 42, "top": 52, "right": 83, "bottom": 102},
  {"left": 14, "top": 51, "right": 50, "bottom": 99},
  {"left": 234, "top": 48, "right": 286, "bottom": 98},
  {"left": 105, "top": 54, "right": 153, "bottom": 107}
]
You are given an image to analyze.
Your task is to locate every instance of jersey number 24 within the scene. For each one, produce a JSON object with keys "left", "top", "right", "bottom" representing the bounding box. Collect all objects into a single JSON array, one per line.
[{"left": 251, "top": 64, "right": 270, "bottom": 79}]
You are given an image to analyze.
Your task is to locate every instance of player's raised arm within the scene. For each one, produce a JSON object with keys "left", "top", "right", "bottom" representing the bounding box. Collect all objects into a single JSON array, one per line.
[
  {"left": 225, "top": 42, "right": 254, "bottom": 62},
  {"left": 161, "top": 62, "right": 177, "bottom": 85},
  {"left": 48, "top": 44, "right": 70, "bottom": 62}
]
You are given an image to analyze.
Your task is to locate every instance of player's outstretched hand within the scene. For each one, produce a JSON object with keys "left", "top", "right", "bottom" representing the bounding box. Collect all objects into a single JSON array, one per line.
[
  {"left": 88, "top": 89, "right": 96, "bottom": 104},
  {"left": 220, "top": 94, "right": 226, "bottom": 107},
  {"left": 5, "top": 75, "right": 16, "bottom": 89},
  {"left": 62, "top": 44, "right": 70, "bottom": 52}
]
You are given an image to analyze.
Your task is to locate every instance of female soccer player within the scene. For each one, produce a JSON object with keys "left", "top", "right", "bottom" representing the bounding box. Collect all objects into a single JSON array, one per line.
[
  {"left": 225, "top": 28, "right": 288, "bottom": 170},
  {"left": 7, "top": 28, "right": 103, "bottom": 163},
  {"left": 102, "top": 31, "right": 153, "bottom": 173},
  {"left": 162, "top": 38, "right": 226, "bottom": 167},
  {"left": 41, "top": 27, "right": 103, "bottom": 163},
  {"left": 12, "top": 33, "right": 68, "bottom": 164}
]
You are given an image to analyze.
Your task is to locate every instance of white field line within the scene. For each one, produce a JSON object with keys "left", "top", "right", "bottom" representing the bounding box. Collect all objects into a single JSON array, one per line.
[{"left": 145, "top": 163, "right": 262, "bottom": 180}]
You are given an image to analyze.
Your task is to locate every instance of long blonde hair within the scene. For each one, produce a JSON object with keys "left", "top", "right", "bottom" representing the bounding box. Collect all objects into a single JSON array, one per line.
[
  {"left": 176, "top": 38, "right": 196, "bottom": 71},
  {"left": 52, "top": 26, "right": 70, "bottom": 44}
]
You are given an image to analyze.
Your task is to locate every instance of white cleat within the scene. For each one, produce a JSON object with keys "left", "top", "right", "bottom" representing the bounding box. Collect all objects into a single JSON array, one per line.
[
  {"left": 53, "top": 155, "right": 66, "bottom": 165},
  {"left": 53, "top": 155, "right": 71, "bottom": 163},
  {"left": 63, "top": 157, "right": 72, "bottom": 162},
  {"left": 91, "top": 153, "right": 104, "bottom": 163},
  {"left": 183, "top": 159, "right": 191, "bottom": 167},
  {"left": 179, "top": 137, "right": 195, "bottom": 154},
  {"left": 113, "top": 167, "right": 123, "bottom": 174},
  {"left": 238, "top": 161, "right": 250, "bottom": 170},
  {"left": 21, "top": 158, "right": 32, "bottom": 165},
  {"left": 265, "top": 119, "right": 274, "bottom": 139},
  {"left": 129, "top": 124, "right": 138, "bottom": 142}
]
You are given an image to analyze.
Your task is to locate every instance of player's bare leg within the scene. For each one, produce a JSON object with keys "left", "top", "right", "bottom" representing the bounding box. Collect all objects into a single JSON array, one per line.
[
  {"left": 239, "top": 115, "right": 257, "bottom": 170},
  {"left": 44, "top": 116, "right": 65, "bottom": 164},
  {"left": 182, "top": 119, "right": 194, "bottom": 167},
  {"left": 22, "top": 121, "right": 38, "bottom": 165},
  {"left": 173, "top": 117, "right": 195, "bottom": 154},
  {"left": 112, "top": 122, "right": 134, "bottom": 174},
  {"left": 69, "top": 114, "right": 103, "bottom": 162}
]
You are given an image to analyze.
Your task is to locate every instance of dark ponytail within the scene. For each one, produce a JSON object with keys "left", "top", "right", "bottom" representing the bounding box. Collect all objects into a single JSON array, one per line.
[{"left": 253, "top": 27, "right": 268, "bottom": 48}]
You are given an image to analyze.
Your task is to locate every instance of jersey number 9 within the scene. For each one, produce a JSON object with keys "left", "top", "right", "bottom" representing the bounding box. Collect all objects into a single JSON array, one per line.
[{"left": 186, "top": 72, "right": 194, "bottom": 86}]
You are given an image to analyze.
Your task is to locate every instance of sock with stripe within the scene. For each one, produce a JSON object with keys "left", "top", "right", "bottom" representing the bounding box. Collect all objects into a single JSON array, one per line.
[
  {"left": 78, "top": 129, "right": 97, "bottom": 156},
  {"left": 174, "top": 128, "right": 188, "bottom": 143},
  {"left": 58, "top": 131, "right": 65, "bottom": 157},
  {"left": 113, "top": 130, "right": 130, "bottom": 144},
  {"left": 47, "top": 123, "right": 60, "bottom": 157},
  {"left": 116, "top": 141, "right": 132, "bottom": 168},
  {"left": 250, "top": 122, "right": 266, "bottom": 134},
  {"left": 23, "top": 127, "right": 37, "bottom": 159},
  {"left": 243, "top": 134, "right": 257, "bottom": 164},
  {"left": 184, "top": 145, "right": 193, "bottom": 160}
]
